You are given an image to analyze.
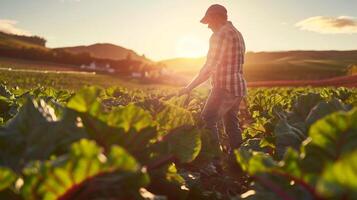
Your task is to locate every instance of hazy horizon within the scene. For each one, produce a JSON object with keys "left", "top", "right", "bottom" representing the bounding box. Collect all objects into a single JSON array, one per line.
[
  {"left": 1, "top": 0, "right": 357, "bottom": 61},
  {"left": 53, "top": 42, "right": 357, "bottom": 62}
]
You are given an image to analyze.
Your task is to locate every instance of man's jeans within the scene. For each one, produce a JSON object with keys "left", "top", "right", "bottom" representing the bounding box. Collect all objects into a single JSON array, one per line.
[{"left": 201, "top": 88, "right": 243, "bottom": 151}]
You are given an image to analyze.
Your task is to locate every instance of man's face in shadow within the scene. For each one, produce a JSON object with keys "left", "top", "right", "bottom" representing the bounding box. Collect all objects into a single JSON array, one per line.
[{"left": 206, "top": 14, "right": 226, "bottom": 33}]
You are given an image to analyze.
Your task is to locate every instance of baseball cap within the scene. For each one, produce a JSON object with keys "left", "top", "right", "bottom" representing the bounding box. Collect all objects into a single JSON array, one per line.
[{"left": 200, "top": 4, "right": 227, "bottom": 24}]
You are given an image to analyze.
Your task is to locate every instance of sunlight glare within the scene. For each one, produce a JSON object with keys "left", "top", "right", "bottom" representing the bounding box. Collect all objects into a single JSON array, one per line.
[{"left": 175, "top": 35, "right": 208, "bottom": 58}]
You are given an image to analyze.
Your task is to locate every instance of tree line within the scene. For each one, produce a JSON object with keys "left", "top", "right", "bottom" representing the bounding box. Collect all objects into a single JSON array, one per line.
[{"left": 0, "top": 31, "right": 47, "bottom": 47}]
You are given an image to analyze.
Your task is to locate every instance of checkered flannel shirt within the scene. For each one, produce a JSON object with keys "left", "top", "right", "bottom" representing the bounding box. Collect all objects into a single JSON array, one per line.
[{"left": 202, "top": 21, "right": 247, "bottom": 97}]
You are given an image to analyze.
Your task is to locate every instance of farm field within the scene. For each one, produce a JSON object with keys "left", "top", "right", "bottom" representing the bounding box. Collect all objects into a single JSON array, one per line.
[
  {"left": 248, "top": 74, "right": 357, "bottom": 88},
  {"left": 0, "top": 69, "right": 130, "bottom": 90},
  {"left": 0, "top": 66, "right": 175, "bottom": 91},
  {"left": 0, "top": 57, "right": 82, "bottom": 72},
  {"left": 1, "top": 1, "right": 356, "bottom": 199},
  {"left": 161, "top": 50, "right": 357, "bottom": 81},
  {"left": 0, "top": 70, "right": 357, "bottom": 199},
  {"left": 1, "top": 63, "right": 356, "bottom": 91}
]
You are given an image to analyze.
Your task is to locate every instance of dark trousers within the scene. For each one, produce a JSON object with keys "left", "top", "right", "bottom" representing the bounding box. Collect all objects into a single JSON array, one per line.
[{"left": 201, "top": 88, "right": 243, "bottom": 151}]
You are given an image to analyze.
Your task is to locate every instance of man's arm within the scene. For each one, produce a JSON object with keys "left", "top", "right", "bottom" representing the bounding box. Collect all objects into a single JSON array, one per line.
[
  {"left": 182, "top": 64, "right": 212, "bottom": 92},
  {"left": 179, "top": 32, "right": 226, "bottom": 95}
]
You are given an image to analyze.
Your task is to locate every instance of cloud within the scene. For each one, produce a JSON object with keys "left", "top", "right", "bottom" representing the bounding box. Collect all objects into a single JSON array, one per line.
[
  {"left": 296, "top": 16, "right": 357, "bottom": 34},
  {"left": 0, "top": 19, "right": 32, "bottom": 36}
]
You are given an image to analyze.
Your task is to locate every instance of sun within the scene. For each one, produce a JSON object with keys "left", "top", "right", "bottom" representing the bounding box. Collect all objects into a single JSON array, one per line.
[{"left": 175, "top": 35, "right": 208, "bottom": 58}]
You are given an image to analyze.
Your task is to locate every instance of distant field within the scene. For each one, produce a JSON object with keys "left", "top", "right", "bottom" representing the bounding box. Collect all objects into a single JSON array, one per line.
[
  {"left": 0, "top": 68, "right": 175, "bottom": 91},
  {"left": 0, "top": 57, "right": 80, "bottom": 71},
  {"left": 162, "top": 51, "right": 356, "bottom": 81},
  {"left": 0, "top": 57, "right": 113, "bottom": 89},
  {"left": 0, "top": 57, "right": 182, "bottom": 90},
  {"left": 0, "top": 57, "right": 106, "bottom": 90},
  {"left": 164, "top": 58, "right": 349, "bottom": 81},
  {"left": 0, "top": 70, "right": 118, "bottom": 90},
  {"left": 0, "top": 56, "right": 356, "bottom": 90}
]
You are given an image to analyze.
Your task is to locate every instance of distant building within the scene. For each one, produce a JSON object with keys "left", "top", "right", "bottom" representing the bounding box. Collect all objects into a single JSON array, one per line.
[
  {"left": 131, "top": 72, "right": 142, "bottom": 78},
  {"left": 347, "top": 64, "right": 357, "bottom": 75},
  {"left": 80, "top": 62, "right": 115, "bottom": 73},
  {"left": 160, "top": 67, "right": 172, "bottom": 75}
]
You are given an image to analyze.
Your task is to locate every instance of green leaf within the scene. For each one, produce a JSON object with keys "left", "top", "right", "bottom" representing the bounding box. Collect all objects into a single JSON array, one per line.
[
  {"left": 274, "top": 119, "right": 306, "bottom": 159},
  {"left": 148, "top": 163, "right": 188, "bottom": 200},
  {"left": 235, "top": 149, "right": 277, "bottom": 175},
  {"left": 67, "top": 86, "right": 101, "bottom": 115},
  {"left": 240, "top": 177, "right": 313, "bottom": 200},
  {"left": 292, "top": 93, "right": 322, "bottom": 120},
  {"left": 0, "top": 99, "right": 86, "bottom": 172},
  {"left": 0, "top": 167, "right": 16, "bottom": 191},
  {"left": 191, "top": 128, "right": 222, "bottom": 165},
  {"left": 107, "top": 146, "right": 139, "bottom": 172},
  {"left": 0, "top": 95, "right": 17, "bottom": 122},
  {"left": 305, "top": 98, "right": 350, "bottom": 127},
  {"left": 235, "top": 149, "right": 314, "bottom": 200},
  {"left": 240, "top": 138, "right": 272, "bottom": 154},
  {"left": 107, "top": 103, "right": 154, "bottom": 132},
  {"left": 21, "top": 139, "right": 148, "bottom": 200},
  {"left": 163, "top": 126, "right": 202, "bottom": 163},
  {"left": 80, "top": 112, "right": 159, "bottom": 163},
  {"left": 279, "top": 148, "right": 301, "bottom": 178},
  {"left": 80, "top": 113, "right": 124, "bottom": 149},
  {"left": 0, "top": 84, "right": 13, "bottom": 99},
  {"left": 301, "top": 108, "right": 357, "bottom": 174},
  {"left": 317, "top": 150, "right": 357, "bottom": 199},
  {"left": 156, "top": 104, "right": 194, "bottom": 134},
  {"left": 271, "top": 94, "right": 350, "bottom": 160}
]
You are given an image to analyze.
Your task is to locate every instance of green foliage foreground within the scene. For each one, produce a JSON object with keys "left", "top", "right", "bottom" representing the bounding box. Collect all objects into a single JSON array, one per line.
[{"left": 0, "top": 84, "right": 356, "bottom": 200}]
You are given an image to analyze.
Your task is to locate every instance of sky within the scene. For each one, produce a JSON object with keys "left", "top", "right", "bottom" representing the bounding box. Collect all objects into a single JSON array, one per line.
[{"left": 1, "top": 0, "right": 357, "bottom": 61}]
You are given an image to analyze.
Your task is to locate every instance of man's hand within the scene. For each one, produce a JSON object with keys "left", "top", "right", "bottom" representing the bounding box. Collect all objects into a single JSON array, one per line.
[
  {"left": 178, "top": 86, "right": 191, "bottom": 96},
  {"left": 177, "top": 67, "right": 211, "bottom": 97}
]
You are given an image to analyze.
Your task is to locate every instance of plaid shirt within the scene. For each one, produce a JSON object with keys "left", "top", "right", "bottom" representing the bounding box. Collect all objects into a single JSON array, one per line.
[{"left": 202, "top": 21, "right": 247, "bottom": 97}]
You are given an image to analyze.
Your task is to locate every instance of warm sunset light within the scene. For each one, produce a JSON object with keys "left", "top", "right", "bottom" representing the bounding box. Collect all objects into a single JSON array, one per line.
[
  {"left": 1, "top": 1, "right": 357, "bottom": 200},
  {"left": 175, "top": 35, "right": 208, "bottom": 58},
  {"left": 2, "top": 0, "right": 356, "bottom": 61}
]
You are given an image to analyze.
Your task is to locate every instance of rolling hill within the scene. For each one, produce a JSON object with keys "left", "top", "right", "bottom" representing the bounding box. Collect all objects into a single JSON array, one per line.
[
  {"left": 0, "top": 32, "right": 152, "bottom": 64},
  {"left": 0, "top": 32, "right": 155, "bottom": 73},
  {"left": 56, "top": 43, "right": 151, "bottom": 63},
  {"left": 0, "top": 31, "right": 47, "bottom": 50},
  {"left": 161, "top": 50, "right": 357, "bottom": 81},
  {"left": 1, "top": 31, "right": 357, "bottom": 82}
]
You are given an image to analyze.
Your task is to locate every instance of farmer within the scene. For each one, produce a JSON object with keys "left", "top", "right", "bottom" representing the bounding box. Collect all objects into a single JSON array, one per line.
[{"left": 179, "top": 4, "right": 247, "bottom": 154}]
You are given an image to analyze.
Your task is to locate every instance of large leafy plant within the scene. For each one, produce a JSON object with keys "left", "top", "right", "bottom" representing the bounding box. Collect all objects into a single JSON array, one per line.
[{"left": 236, "top": 108, "right": 357, "bottom": 200}]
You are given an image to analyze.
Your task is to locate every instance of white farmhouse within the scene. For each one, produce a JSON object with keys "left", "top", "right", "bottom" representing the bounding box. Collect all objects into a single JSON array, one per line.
[
  {"left": 80, "top": 62, "right": 115, "bottom": 73},
  {"left": 131, "top": 72, "right": 142, "bottom": 78}
]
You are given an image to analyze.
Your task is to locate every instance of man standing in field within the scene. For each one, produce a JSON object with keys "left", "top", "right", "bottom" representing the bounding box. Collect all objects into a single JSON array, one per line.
[{"left": 179, "top": 4, "right": 247, "bottom": 155}]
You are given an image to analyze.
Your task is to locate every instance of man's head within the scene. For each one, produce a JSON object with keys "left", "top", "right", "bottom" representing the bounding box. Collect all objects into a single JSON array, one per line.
[{"left": 200, "top": 4, "right": 228, "bottom": 32}]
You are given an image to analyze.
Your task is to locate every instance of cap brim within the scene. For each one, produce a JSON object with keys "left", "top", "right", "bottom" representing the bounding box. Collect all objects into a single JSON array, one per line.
[{"left": 200, "top": 16, "right": 209, "bottom": 24}]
